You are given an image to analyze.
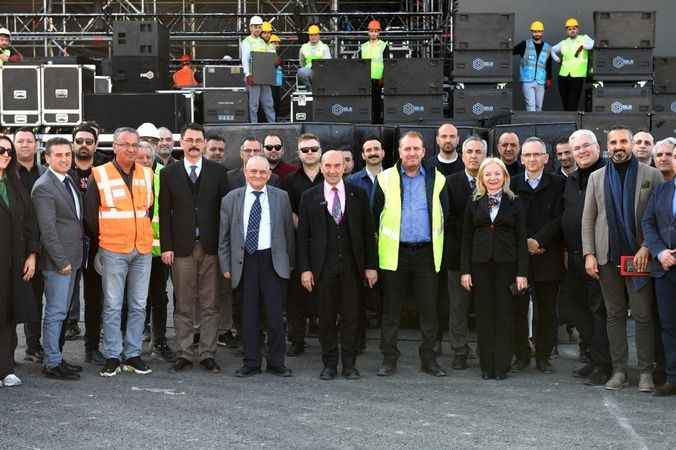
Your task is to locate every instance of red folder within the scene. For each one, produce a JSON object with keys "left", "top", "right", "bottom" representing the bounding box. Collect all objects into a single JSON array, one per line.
[{"left": 618, "top": 256, "right": 650, "bottom": 277}]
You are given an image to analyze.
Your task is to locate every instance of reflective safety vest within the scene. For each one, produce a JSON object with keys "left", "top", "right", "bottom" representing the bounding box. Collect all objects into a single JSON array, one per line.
[
  {"left": 559, "top": 36, "right": 589, "bottom": 78},
  {"left": 151, "top": 163, "right": 164, "bottom": 257},
  {"left": 0, "top": 48, "right": 9, "bottom": 67},
  {"left": 243, "top": 35, "right": 271, "bottom": 52},
  {"left": 376, "top": 166, "right": 445, "bottom": 272},
  {"left": 300, "top": 41, "right": 329, "bottom": 69},
  {"left": 519, "top": 39, "right": 551, "bottom": 85},
  {"left": 92, "top": 162, "right": 154, "bottom": 254},
  {"left": 360, "top": 39, "right": 387, "bottom": 79},
  {"left": 173, "top": 66, "right": 198, "bottom": 88}
]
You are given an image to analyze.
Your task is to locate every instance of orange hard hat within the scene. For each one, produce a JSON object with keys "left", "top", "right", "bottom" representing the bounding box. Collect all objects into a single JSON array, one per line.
[
  {"left": 179, "top": 54, "right": 192, "bottom": 63},
  {"left": 368, "top": 20, "right": 381, "bottom": 31}
]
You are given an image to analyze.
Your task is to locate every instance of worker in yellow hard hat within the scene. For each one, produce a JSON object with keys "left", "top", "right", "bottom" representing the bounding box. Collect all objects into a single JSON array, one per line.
[
  {"left": 269, "top": 34, "right": 283, "bottom": 117},
  {"left": 261, "top": 21, "right": 273, "bottom": 45},
  {"left": 512, "top": 20, "right": 552, "bottom": 111},
  {"left": 357, "top": 19, "right": 390, "bottom": 123},
  {"left": 297, "top": 24, "right": 331, "bottom": 90},
  {"left": 551, "top": 18, "right": 595, "bottom": 110}
]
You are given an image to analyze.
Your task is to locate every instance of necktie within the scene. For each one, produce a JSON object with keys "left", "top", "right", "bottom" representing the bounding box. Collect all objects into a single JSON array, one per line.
[
  {"left": 63, "top": 177, "right": 77, "bottom": 214},
  {"left": 469, "top": 177, "right": 476, "bottom": 191},
  {"left": 488, "top": 193, "right": 501, "bottom": 209},
  {"left": 245, "top": 191, "right": 263, "bottom": 255},
  {"left": 331, "top": 187, "right": 342, "bottom": 224},
  {"left": 189, "top": 165, "right": 198, "bottom": 183}
]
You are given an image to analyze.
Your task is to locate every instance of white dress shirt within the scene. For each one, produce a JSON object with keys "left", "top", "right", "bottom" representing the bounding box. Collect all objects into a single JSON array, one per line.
[
  {"left": 526, "top": 170, "right": 543, "bottom": 190},
  {"left": 243, "top": 184, "right": 271, "bottom": 250},
  {"left": 50, "top": 167, "right": 80, "bottom": 219},
  {"left": 183, "top": 156, "right": 203, "bottom": 179}
]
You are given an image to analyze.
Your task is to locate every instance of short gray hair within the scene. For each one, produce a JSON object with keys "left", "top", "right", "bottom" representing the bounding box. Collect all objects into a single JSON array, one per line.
[
  {"left": 461, "top": 135, "right": 487, "bottom": 153},
  {"left": 245, "top": 155, "right": 270, "bottom": 170},
  {"left": 653, "top": 138, "right": 676, "bottom": 155},
  {"left": 138, "top": 140, "right": 156, "bottom": 159},
  {"left": 568, "top": 129, "right": 598, "bottom": 147},
  {"left": 522, "top": 136, "right": 547, "bottom": 153},
  {"left": 113, "top": 127, "right": 139, "bottom": 143}
]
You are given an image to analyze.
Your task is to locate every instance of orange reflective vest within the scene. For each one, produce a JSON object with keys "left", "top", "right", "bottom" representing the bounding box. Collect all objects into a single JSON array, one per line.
[
  {"left": 92, "top": 162, "right": 154, "bottom": 254},
  {"left": 173, "top": 66, "right": 199, "bottom": 88}
]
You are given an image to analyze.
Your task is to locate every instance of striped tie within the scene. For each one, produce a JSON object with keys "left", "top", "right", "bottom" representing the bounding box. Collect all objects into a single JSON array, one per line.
[{"left": 245, "top": 191, "right": 263, "bottom": 254}]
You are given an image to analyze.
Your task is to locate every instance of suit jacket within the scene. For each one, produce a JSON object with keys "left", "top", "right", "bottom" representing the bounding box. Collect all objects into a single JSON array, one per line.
[
  {"left": 460, "top": 193, "right": 529, "bottom": 277},
  {"left": 31, "top": 170, "right": 84, "bottom": 272},
  {"left": 445, "top": 171, "right": 474, "bottom": 271},
  {"left": 218, "top": 185, "right": 295, "bottom": 289},
  {"left": 226, "top": 167, "right": 280, "bottom": 191},
  {"left": 297, "top": 183, "right": 378, "bottom": 280},
  {"left": 159, "top": 158, "right": 229, "bottom": 257},
  {"left": 511, "top": 172, "right": 565, "bottom": 282},
  {"left": 641, "top": 180, "right": 676, "bottom": 280},
  {"left": 581, "top": 162, "right": 663, "bottom": 265}
]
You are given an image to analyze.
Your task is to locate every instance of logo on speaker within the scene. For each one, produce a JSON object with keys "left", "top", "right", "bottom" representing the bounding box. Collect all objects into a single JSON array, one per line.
[
  {"left": 331, "top": 104, "right": 352, "bottom": 116},
  {"left": 612, "top": 56, "right": 635, "bottom": 69},
  {"left": 471, "top": 103, "right": 494, "bottom": 116},
  {"left": 402, "top": 103, "right": 424, "bottom": 116},
  {"left": 472, "top": 58, "right": 495, "bottom": 71},
  {"left": 140, "top": 70, "right": 155, "bottom": 80},
  {"left": 671, "top": 101, "right": 676, "bottom": 113},
  {"left": 610, "top": 101, "right": 632, "bottom": 114}
]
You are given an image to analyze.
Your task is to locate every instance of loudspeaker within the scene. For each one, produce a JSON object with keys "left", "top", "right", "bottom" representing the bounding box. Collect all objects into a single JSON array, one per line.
[
  {"left": 383, "top": 59, "right": 443, "bottom": 95},
  {"left": 313, "top": 96, "right": 371, "bottom": 123},
  {"left": 0, "top": 65, "right": 41, "bottom": 126},
  {"left": 510, "top": 111, "right": 581, "bottom": 126},
  {"left": 453, "top": 14, "right": 515, "bottom": 50},
  {"left": 112, "top": 20, "right": 169, "bottom": 58},
  {"left": 201, "top": 89, "right": 248, "bottom": 123},
  {"left": 590, "top": 85, "right": 652, "bottom": 114},
  {"left": 111, "top": 56, "right": 169, "bottom": 92},
  {"left": 94, "top": 76, "right": 112, "bottom": 94},
  {"left": 452, "top": 50, "right": 513, "bottom": 83},
  {"left": 594, "top": 11, "right": 656, "bottom": 48},
  {"left": 291, "top": 91, "right": 313, "bottom": 122},
  {"left": 651, "top": 114, "right": 676, "bottom": 140},
  {"left": 203, "top": 65, "right": 245, "bottom": 88},
  {"left": 41, "top": 65, "right": 95, "bottom": 126},
  {"left": 592, "top": 49, "right": 653, "bottom": 81},
  {"left": 653, "top": 94, "right": 676, "bottom": 114},
  {"left": 654, "top": 57, "right": 676, "bottom": 94},
  {"left": 383, "top": 95, "right": 444, "bottom": 123},
  {"left": 313, "top": 59, "right": 371, "bottom": 96},
  {"left": 453, "top": 86, "right": 512, "bottom": 120},
  {"left": 580, "top": 112, "right": 650, "bottom": 149}
]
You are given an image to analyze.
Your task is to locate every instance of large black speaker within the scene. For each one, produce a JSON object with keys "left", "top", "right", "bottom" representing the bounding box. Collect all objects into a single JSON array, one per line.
[
  {"left": 202, "top": 65, "right": 245, "bottom": 88},
  {"left": 201, "top": 90, "right": 248, "bottom": 123},
  {"left": 453, "top": 13, "right": 515, "bottom": 50},
  {"left": 383, "top": 95, "right": 444, "bottom": 124},
  {"left": 511, "top": 111, "right": 581, "bottom": 127},
  {"left": 313, "top": 59, "right": 371, "bottom": 96},
  {"left": 592, "top": 49, "right": 653, "bottom": 81},
  {"left": 41, "top": 65, "right": 95, "bottom": 126},
  {"left": 112, "top": 21, "right": 169, "bottom": 58},
  {"left": 0, "top": 65, "right": 41, "bottom": 126},
  {"left": 653, "top": 94, "right": 676, "bottom": 114},
  {"left": 651, "top": 114, "right": 676, "bottom": 140},
  {"left": 313, "top": 96, "right": 371, "bottom": 123},
  {"left": 383, "top": 59, "right": 443, "bottom": 96},
  {"left": 590, "top": 85, "right": 652, "bottom": 114},
  {"left": 580, "top": 112, "right": 650, "bottom": 149},
  {"left": 452, "top": 50, "right": 513, "bottom": 83},
  {"left": 594, "top": 11, "right": 655, "bottom": 48},
  {"left": 111, "top": 56, "right": 169, "bottom": 93},
  {"left": 654, "top": 57, "right": 676, "bottom": 94},
  {"left": 83, "top": 93, "right": 191, "bottom": 132},
  {"left": 453, "top": 86, "right": 512, "bottom": 121}
]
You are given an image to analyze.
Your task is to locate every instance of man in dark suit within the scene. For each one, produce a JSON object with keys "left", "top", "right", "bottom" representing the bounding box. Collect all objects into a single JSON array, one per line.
[
  {"left": 642, "top": 156, "right": 676, "bottom": 396},
  {"left": 227, "top": 137, "right": 280, "bottom": 191},
  {"left": 31, "top": 137, "right": 84, "bottom": 380},
  {"left": 511, "top": 137, "right": 566, "bottom": 373},
  {"left": 444, "top": 135, "right": 487, "bottom": 369},
  {"left": 218, "top": 156, "right": 295, "bottom": 377},
  {"left": 497, "top": 132, "right": 524, "bottom": 177},
  {"left": 160, "top": 123, "right": 229, "bottom": 374},
  {"left": 297, "top": 150, "right": 378, "bottom": 380}
]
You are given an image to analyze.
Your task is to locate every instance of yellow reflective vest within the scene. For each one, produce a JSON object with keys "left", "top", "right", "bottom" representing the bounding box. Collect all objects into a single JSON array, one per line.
[
  {"left": 360, "top": 39, "right": 387, "bottom": 79},
  {"left": 559, "top": 36, "right": 589, "bottom": 78}
]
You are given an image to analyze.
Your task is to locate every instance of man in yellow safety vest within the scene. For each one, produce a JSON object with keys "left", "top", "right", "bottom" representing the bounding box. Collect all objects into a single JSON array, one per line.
[
  {"left": 297, "top": 24, "right": 331, "bottom": 90},
  {"left": 241, "top": 15, "right": 276, "bottom": 123},
  {"left": 551, "top": 18, "right": 594, "bottom": 111},
  {"left": 358, "top": 20, "right": 389, "bottom": 123}
]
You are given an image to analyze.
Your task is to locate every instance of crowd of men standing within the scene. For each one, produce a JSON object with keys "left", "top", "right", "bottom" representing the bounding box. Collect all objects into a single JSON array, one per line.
[{"left": 0, "top": 121, "right": 675, "bottom": 397}]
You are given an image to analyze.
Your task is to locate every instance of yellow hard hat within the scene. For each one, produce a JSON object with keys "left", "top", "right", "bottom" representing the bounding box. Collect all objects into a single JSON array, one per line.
[
  {"left": 270, "top": 34, "right": 280, "bottom": 43},
  {"left": 530, "top": 21, "right": 544, "bottom": 32},
  {"left": 565, "top": 18, "right": 579, "bottom": 28},
  {"left": 261, "top": 22, "right": 273, "bottom": 32},
  {"left": 307, "top": 24, "right": 320, "bottom": 35}
]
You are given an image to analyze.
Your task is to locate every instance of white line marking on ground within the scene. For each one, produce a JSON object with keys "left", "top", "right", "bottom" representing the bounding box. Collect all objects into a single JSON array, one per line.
[
  {"left": 603, "top": 394, "right": 649, "bottom": 450},
  {"left": 131, "top": 386, "right": 185, "bottom": 395}
]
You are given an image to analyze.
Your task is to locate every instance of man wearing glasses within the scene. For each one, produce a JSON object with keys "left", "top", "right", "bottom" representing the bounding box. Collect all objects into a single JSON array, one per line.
[
  {"left": 227, "top": 137, "right": 281, "bottom": 190},
  {"left": 263, "top": 134, "right": 296, "bottom": 181}
]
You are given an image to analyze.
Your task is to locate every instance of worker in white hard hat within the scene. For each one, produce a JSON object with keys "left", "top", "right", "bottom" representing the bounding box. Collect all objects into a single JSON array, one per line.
[
  {"left": 551, "top": 18, "right": 595, "bottom": 111},
  {"left": 0, "top": 27, "right": 23, "bottom": 66},
  {"left": 513, "top": 21, "right": 553, "bottom": 112},
  {"left": 240, "top": 15, "right": 276, "bottom": 123},
  {"left": 138, "top": 122, "right": 160, "bottom": 146}
]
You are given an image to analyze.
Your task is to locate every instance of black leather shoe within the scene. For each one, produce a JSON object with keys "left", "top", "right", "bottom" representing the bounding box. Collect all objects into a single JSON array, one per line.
[
  {"left": 85, "top": 350, "right": 106, "bottom": 366},
  {"left": 235, "top": 366, "right": 261, "bottom": 377},
  {"left": 511, "top": 359, "right": 529, "bottom": 372},
  {"left": 573, "top": 363, "right": 594, "bottom": 378},
  {"left": 171, "top": 357, "right": 193, "bottom": 372},
  {"left": 199, "top": 358, "right": 221, "bottom": 373},
  {"left": 342, "top": 367, "right": 361, "bottom": 380},
  {"left": 377, "top": 361, "right": 397, "bottom": 377},
  {"left": 584, "top": 368, "right": 611, "bottom": 386},
  {"left": 320, "top": 367, "right": 337, "bottom": 380},
  {"left": 286, "top": 342, "right": 305, "bottom": 357},
  {"left": 61, "top": 360, "right": 83, "bottom": 373},
  {"left": 44, "top": 365, "right": 80, "bottom": 380},
  {"left": 536, "top": 359, "right": 554, "bottom": 374},
  {"left": 653, "top": 382, "right": 676, "bottom": 397},
  {"left": 266, "top": 365, "right": 293, "bottom": 377},
  {"left": 452, "top": 354, "right": 468, "bottom": 370},
  {"left": 496, "top": 372, "right": 507, "bottom": 380},
  {"left": 421, "top": 361, "right": 447, "bottom": 377}
]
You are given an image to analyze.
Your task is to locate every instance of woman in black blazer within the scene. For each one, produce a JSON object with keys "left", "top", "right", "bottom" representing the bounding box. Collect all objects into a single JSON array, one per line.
[{"left": 460, "top": 158, "right": 529, "bottom": 380}]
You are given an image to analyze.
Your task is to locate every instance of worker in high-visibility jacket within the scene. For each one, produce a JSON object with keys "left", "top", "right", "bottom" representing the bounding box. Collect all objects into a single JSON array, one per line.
[
  {"left": 551, "top": 18, "right": 594, "bottom": 111},
  {"left": 0, "top": 27, "right": 22, "bottom": 67},
  {"left": 269, "top": 34, "right": 283, "bottom": 118},
  {"left": 371, "top": 131, "right": 449, "bottom": 378},
  {"left": 513, "top": 21, "right": 552, "bottom": 112},
  {"left": 84, "top": 127, "right": 155, "bottom": 377},
  {"left": 357, "top": 20, "right": 389, "bottom": 123},
  {"left": 240, "top": 15, "right": 276, "bottom": 123},
  {"left": 172, "top": 54, "right": 200, "bottom": 88},
  {"left": 297, "top": 24, "right": 331, "bottom": 90}
]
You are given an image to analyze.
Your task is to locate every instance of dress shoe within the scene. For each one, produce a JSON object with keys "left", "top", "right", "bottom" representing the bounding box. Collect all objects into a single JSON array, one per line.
[
  {"left": 605, "top": 372, "right": 628, "bottom": 390},
  {"left": 266, "top": 365, "right": 293, "bottom": 377},
  {"left": 653, "top": 382, "right": 676, "bottom": 397},
  {"left": 584, "top": 368, "right": 611, "bottom": 386},
  {"left": 377, "top": 361, "right": 397, "bottom": 377},
  {"left": 342, "top": 367, "right": 361, "bottom": 380},
  {"left": 511, "top": 359, "right": 529, "bottom": 372},
  {"left": 536, "top": 359, "right": 554, "bottom": 374},
  {"left": 44, "top": 365, "right": 80, "bottom": 380},
  {"left": 199, "top": 358, "right": 221, "bottom": 374},
  {"left": 320, "top": 367, "right": 337, "bottom": 380},
  {"left": 496, "top": 373, "right": 507, "bottom": 381},
  {"left": 286, "top": 341, "right": 305, "bottom": 357},
  {"left": 152, "top": 343, "right": 177, "bottom": 363},
  {"left": 421, "top": 361, "right": 447, "bottom": 377},
  {"left": 171, "top": 357, "right": 193, "bottom": 372},
  {"left": 572, "top": 363, "right": 594, "bottom": 378},
  {"left": 638, "top": 372, "right": 655, "bottom": 393},
  {"left": 61, "top": 360, "right": 83, "bottom": 373},
  {"left": 85, "top": 350, "right": 106, "bottom": 365},
  {"left": 451, "top": 354, "right": 468, "bottom": 370},
  {"left": 235, "top": 366, "right": 261, "bottom": 378}
]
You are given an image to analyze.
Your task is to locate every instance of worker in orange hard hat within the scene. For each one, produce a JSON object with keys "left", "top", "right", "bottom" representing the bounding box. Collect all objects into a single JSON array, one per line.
[
  {"left": 512, "top": 20, "right": 552, "bottom": 111},
  {"left": 551, "top": 18, "right": 595, "bottom": 110},
  {"left": 172, "top": 53, "right": 200, "bottom": 88},
  {"left": 357, "top": 19, "right": 389, "bottom": 123}
]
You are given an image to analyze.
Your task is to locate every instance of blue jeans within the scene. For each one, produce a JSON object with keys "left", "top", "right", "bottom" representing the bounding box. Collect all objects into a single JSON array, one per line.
[
  {"left": 522, "top": 81, "right": 545, "bottom": 112},
  {"left": 42, "top": 270, "right": 78, "bottom": 369},
  {"left": 99, "top": 248, "right": 152, "bottom": 360}
]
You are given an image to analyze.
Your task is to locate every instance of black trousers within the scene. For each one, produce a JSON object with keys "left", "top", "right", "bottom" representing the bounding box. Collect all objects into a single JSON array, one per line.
[
  {"left": 436, "top": 268, "right": 450, "bottom": 341},
  {"left": 83, "top": 257, "right": 103, "bottom": 352},
  {"left": 23, "top": 273, "right": 44, "bottom": 351},
  {"left": 473, "top": 261, "right": 515, "bottom": 376},
  {"left": 287, "top": 270, "right": 317, "bottom": 344},
  {"left": 148, "top": 256, "right": 170, "bottom": 344},
  {"left": 371, "top": 79, "right": 383, "bottom": 124},
  {"left": 0, "top": 320, "right": 13, "bottom": 378},
  {"left": 239, "top": 249, "right": 286, "bottom": 369},
  {"left": 558, "top": 75, "right": 585, "bottom": 111},
  {"left": 532, "top": 281, "right": 559, "bottom": 360},
  {"left": 380, "top": 244, "right": 439, "bottom": 363},
  {"left": 318, "top": 268, "right": 361, "bottom": 369}
]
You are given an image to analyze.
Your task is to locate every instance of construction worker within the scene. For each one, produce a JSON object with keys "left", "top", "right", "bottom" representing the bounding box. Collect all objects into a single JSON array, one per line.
[
  {"left": 261, "top": 21, "right": 273, "bottom": 45},
  {"left": 358, "top": 20, "right": 389, "bottom": 123},
  {"left": 270, "top": 34, "right": 283, "bottom": 118},
  {"left": 0, "top": 27, "right": 22, "bottom": 66},
  {"left": 297, "top": 24, "right": 331, "bottom": 90},
  {"left": 513, "top": 21, "right": 552, "bottom": 112},
  {"left": 241, "top": 15, "right": 276, "bottom": 123},
  {"left": 172, "top": 54, "right": 200, "bottom": 88},
  {"left": 551, "top": 18, "right": 594, "bottom": 111}
]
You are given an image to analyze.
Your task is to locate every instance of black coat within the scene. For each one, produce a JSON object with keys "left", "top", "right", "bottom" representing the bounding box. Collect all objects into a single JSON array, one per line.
[
  {"left": 460, "top": 193, "right": 529, "bottom": 277},
  {"left": 297, "top": 183, "right": 378, "bottom": 280},
  {"left": 0, "top": 176, "right": 39, "bottom": 325},
  {"left": 159, "top": 159, "right": 229, "bottom": 257},
  {"left": 511, "top": 172, "right": 566, "bottom": 282},
  {"left": 444, "top": 171, "right": 474, "bottom": 271}
]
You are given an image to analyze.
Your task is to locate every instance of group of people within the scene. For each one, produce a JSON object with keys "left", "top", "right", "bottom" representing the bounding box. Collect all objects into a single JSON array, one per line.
[{"left": 0, "top": 120, "right": 675, "bottom": 398}]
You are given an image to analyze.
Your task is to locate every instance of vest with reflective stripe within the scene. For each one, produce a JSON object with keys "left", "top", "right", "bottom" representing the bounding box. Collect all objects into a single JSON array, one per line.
[
  {"left": 151, "top": 163, "right": 163, "bottom": 257},
  {"left": 93, "top": 162, "right": 154, "bottom": 254},
  {"left": 559, "top": 36, "right": 589, "bottom": 78},
  {"left": 243, "top": 35, "right": 271, "bottom": 52},
  {"left": 519, "top": 39, "right": 551, "bottom": 85},
  {"left": 376, "top": 166, "right": 445, "bottom": 272},
  {"left": 0, "top": 49, "right": 9, "bottom": 67},
  {"left": 361, "top": 39, "right": 387, "bottom": 79},
  {"left": 300, "top": 42, "right": 328, "bottom": 68}
]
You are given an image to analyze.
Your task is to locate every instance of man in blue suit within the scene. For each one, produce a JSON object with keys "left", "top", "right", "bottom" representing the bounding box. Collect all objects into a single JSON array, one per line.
[{"left": 642, "top": 156, "right": 676, "bottom": 396}]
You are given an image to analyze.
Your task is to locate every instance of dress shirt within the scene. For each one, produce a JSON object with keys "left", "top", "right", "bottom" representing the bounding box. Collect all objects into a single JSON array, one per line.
[
  {"left": 400, "top": 165, "right": 431, "bottom": 243},
  {"left": 50, "top": 167, "right": 81, "bottom": 219},
  {"left": 324, "top": 180, "right": 345, "bottom": 216},
  {"left": 525, "top": 170, "right": 543, "bottom": 190},
  {"left": 243, "top": 184, "right": 271, "bottom": 251},
  {"left": 487, "top": 191, "right": 502, "bottom": 222},
  {"left": 183, "top": 156, "right": 203, "bottom": 179},
  {"left": 465, "top": 170, "right": 477, "bottom": 190}
]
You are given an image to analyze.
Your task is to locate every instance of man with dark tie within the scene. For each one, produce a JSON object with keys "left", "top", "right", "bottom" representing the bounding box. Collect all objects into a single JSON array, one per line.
[
  {"left": 298, "top": 151, "right": 378, "bottom": 380},
  {"left": 218, "top": 156, "right": 294, "bottom": 377},
  {"left": 32, "top": 138, "right": 84, "bottom": 380},
  {"left": 346, "top": 137, "right": 385, "bottom": 199},
  {"left": 444, "top": 136, "right": 487, "bottom": 369},
  {"left": 159, "top": 123, "right": 229, "bottom": 374}
]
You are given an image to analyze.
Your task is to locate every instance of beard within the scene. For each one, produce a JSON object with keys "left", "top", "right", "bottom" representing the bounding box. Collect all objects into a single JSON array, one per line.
[
  {"left": 76, "top": 147, "right": 93, "bottom": 161},
  {"left": 157, "top": 146, "right": 172, "bottom": 157}
]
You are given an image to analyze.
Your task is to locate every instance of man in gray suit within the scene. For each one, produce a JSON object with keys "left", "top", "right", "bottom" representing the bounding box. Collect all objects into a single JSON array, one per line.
[
  {"left": 31, "top": 137, "right": 84, "bottom": 380},
  {"left": 582, "top": 126, "right": 664, "bottom": 392},
  {"left": 219, "top": 155, "right": 294, "bottom": 378}
]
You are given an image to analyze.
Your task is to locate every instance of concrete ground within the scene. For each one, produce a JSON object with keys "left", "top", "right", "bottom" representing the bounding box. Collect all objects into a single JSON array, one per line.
[{"left": 2, "top": 327, "right": 675, "bottom": 450}]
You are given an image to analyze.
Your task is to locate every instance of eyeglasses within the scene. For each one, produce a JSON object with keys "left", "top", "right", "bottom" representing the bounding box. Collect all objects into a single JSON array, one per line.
[
  {"left": 299, "top": 146, "right": 320, "bottom": 153},
  {"left": 521, "top": 152, "right": 546, "bottom": 159},
  {"left": 182, "top": 138, "right": 204, "bottom": 145},
  {"left": 264, "top": 144, "right": 283, "bottom": 151},
  {"left": 241, "top": 148, "right": 261, "bottom": 154},
  {"left": 75, "top": 138, "right": 95, "bottom": 146},
  {"left": 0, "top": 147, "right": 12, "bottom": 156},
  {"left": 114, "top": 142, "right": 140, "bottom": 150}
]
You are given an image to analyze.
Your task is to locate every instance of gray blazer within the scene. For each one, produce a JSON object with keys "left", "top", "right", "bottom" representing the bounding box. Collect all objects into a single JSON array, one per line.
[
  {"left": 218, "top": 184, "right": 295, "bottom": 289},
  {"left": 581, "top": 162, "right": 664, "bottom": 265},
  {"left": 31, "top": 170, "right": 84, "bottom": 272}
]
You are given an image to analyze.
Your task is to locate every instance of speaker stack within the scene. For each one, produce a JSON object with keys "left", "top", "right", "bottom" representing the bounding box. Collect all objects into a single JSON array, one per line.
[
  {"left": 651, "top": 57, "right": 676, "bottom": 140},
  {"left": 311, "top": 59, "right": 372, "bottom": 123},
  {"left": 451, "top": 13, "right": 514, "bottom": 123},
  {"left": 383, "top": 58, "right": 444, "bottom": 124}
]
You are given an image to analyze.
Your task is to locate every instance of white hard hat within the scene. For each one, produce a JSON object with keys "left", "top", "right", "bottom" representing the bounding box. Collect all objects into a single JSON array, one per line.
[
  {"left": 137, "top": 122, "right": 160, "bottom": 140},
  {"left": 0, "top": 28, "right": 11, "bottom": 38},
  {"left": 250, "top": 16, "right": 263, "bottom": 25}
]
